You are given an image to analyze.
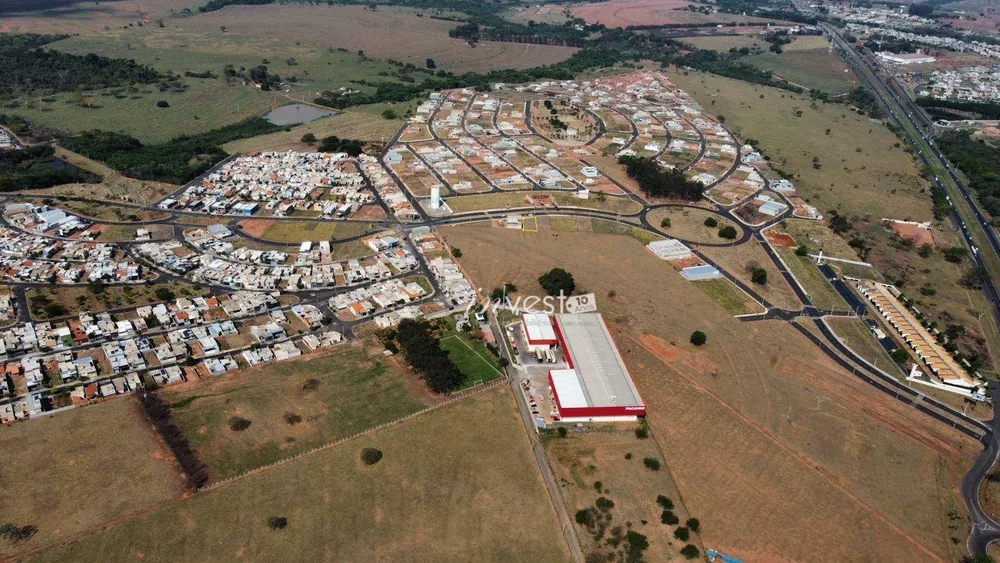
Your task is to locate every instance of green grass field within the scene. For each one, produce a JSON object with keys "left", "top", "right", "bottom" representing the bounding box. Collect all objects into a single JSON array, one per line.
[
  {"left": 440, "top": 334, "right": 505, "bottom": 388},
  {"left": 256, "top": 220, "right": 383, "bottom": 243},
  {"left": 692, "top": 278, "right": 764, "bottom": 316},
  {"left": 0, "top": 399, "right": 186, "bottom": 559},
  {"left": 162, "top": 344, "right": 437, "bottom": 481},
  {"left": 33, "top": 388, "right": 572, "bottom": 562},
  {"left": 775, "top": 246, "right": 849, "bottom": 313},
  {"left": 741, "top": 36, "right": 857, "bottom": 95}
]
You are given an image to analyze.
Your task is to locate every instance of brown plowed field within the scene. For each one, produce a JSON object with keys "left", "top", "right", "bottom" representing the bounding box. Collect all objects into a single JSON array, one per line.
[{"left": 441, "top": 225, "right": 976, "bottom": 562}]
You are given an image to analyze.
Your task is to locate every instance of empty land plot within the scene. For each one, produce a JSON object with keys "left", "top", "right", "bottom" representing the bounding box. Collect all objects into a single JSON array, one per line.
[
  {"left": 646, "top": 206, "right": 742, "bottom": 244},
  {"left": 32, "top": 388, "right": 572, "bottom": 562},
  {"left": 439, "top": 225, "right": 974, "bottom": 562},
  {"left": 154, "top": 4, "right": 577, "bottom": 73},
  {"left": 699, "top": 240, "right": 803, "bottom": 311},
  {"left": 774, "top": 245, "right": 849, "bottom": 312},
  {"left": 742, "top": 37, "right": 857, "bottom": 95},
  {"left": 570, "top": 0, "right": 783, "bottom": 28},
  {"left": 781, "top": 219, "right": 861, "bottom": 260},
  {"left": 0, "top": 398, "right": 186, "bottom": 559},
  {"left": 27, "top": 282, "right": 208, "bottom": 320},
  {"left": 691, "top": 278, "right": 764, "bottom": 316},
  {"left": 256, "top": 220, "right": 382, "bottom": 243},
  {"left": 161, "top": 343, "right": 439, "bottom": 481},
  {"left": 439, "top": 334, "right": 504, "bottom": 388},
  {"left": 681, "top": 35, "right": 765, "bottom": 52},
  {"left": 4, "top": 77, "right": 275, "bottom": 144},
  {"left": 0, "top": 0, "right": 202, "bottom": 34},
  {"left": 669, "top": 69, "right": 931, "bottom": 222},
  {"left": 824, "top": 316, "right": 904, "bottom": 376},
  {"left": 545, "top": 429, "right": 699, "bottom": 561},
  {"left": 49, "top": 200, "right": 169, "bottom": 223},
  {"left": 446, "top": 191, "right": 642, "bottom": 215},
  {"left": 224, "top": 109, "right": 405, "bottom": 153}
]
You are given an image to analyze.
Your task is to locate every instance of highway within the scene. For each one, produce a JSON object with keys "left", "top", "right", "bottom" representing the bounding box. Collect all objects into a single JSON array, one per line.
[{"left": 814, "top": 16, "right": 1000, "bottom": 556}]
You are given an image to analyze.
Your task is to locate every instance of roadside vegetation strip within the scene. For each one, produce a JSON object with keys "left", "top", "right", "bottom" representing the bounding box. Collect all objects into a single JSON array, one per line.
[
  {"left": 199, "top": 377, "right": 507, "bottom": 492},
  {"left": 691, "top": 278, "right": 765, "bottom": 316}
]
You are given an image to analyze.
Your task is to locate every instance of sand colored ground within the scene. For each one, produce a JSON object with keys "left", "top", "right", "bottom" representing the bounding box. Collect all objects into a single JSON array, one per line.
[
  {"left": 440, "top": 225, "right": 976, "bottom": 562},
  {"left": 571, "top": 0, "right": 783, "bottom": 28},
  {"left": 31, "top": 388, "right": 572, "bottom": 562},
  {"left": 0, "top": 399, "right": 187, "bottom": 559}
]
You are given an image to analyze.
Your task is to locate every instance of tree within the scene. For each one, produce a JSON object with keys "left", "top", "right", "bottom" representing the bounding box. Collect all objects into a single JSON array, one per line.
[
  {"left": 228, "top": 416, "right": 251, "bottom": 431},
  {"left": 301, "top": 133, "right": 316, "bottom": 144},
  {"left": 44, "top": 302, "right": 67, "bottom": 317},
  {"left": 267, "top": 516, "right": 287, "bottom": 530},
  {"left": 686, "top": 518, "right": 700, "bottom": 533},
  {"left": 890, "top": 348, "right": 910, "bottom": 364},
  {"left": 635, "top": 425, "right": 649, "bottom": 439},
  {"left": 680, "top": 545, "right": 701, "bottom": 560},
  {"left": 795, "top": 245, "right": 809, "bottom": 257},
  {"left": 751, "top": 267, "right": 768, "bottom": 285},
  {"left": 451, "top": 247, "right": 463, "bottom": 258},
  {"left": 674, "top": 527, "right": 690, "bottom": 541},
  {"left": 155, "top": 287, "right": 175, "bottom": 301},
  {"left": 961, "top": 266, "right": 989, "bottom": 290},
  {"left": 156, "top": 100, "right": 169, "bottom": 108},
  {"left": 282, "top": 412, "right": 302, "bottom": 425},
  {"left": 703, "top": 216, "right": 718, "bottom": 227},
  {"left": 538, "top": 268, "right": 575, "bottom": 296},
  {"left": 426, "top": 58, "right": 437, "bottom": 69},
  {"left": 718, "top": 225, "right": 738, "bottom": 239},
  {"left": 660, "top": 217, "right": 671, "bottom": 228},
  {"left": 661, "top": 510, "right": 679, "bottom": 525},
  {"left": 361, "top": 448, "right": 384, "bottom": 465},
  {"left": 382, "top": 109, "right": 397, "bottom": 120},
  {"left": 943, "top": 246, "right": 968, "bottom": 263},
  {"left": 690, "top": 331, "right": 706, "bottom": 346},
  {"left": 643, "top": 457, "right": 661, "bottom": 471},
  {"left": 657, "top": 495, "right": 674, "bottom": 510},
  {"left": 829, "top": 214, "right": 851, "bottom": 234}
]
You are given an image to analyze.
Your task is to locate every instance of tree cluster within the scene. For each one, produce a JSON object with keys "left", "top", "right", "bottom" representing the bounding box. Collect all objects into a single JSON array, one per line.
[
  {"left": 59, "top": 117, "right": 280, "bottom": 184},
  {"left": 538, "top": 268, "right": 575, "bottom": 296},
  {"left": 936, "top": 130, "right": 1000, "bottom": 218},
  {"left": 394, "top": 319, "right": 466, "bottom": 393},
  {"left": 0, "top": 523, "right": 38, "bottom": 545},
  {"left": 316, "top": 135, "right": 364, "bottom": 156},
  {"left": 1, "top": 34, "right": 159, "bottom": 99},
  {"left": 0, "top": 144, "right": 99, "bottom": 193},
  {"left": 618, "top": 155, "right": 704, "bottom": 201}
]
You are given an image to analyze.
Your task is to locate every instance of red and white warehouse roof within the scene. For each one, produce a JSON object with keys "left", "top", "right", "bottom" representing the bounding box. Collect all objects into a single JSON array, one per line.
[{"left": 522, "top": 312, "right": 558, "bottom": 345}]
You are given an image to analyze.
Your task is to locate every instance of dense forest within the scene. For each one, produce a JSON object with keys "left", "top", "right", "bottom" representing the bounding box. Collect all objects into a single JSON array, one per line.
[
  {"left": 935, "top": 130, "right": 1000, "bottom": 218},
  {"left": 1, "top": 33, "right": 159, "bottom": 99},
  {"left": 393, "top": 319, "right": 466, "bottom": 394},
  {"left": 59, "top": 118, "right": 280, "bottom": 185},
  {"left": 916, "top": 97, "right": 1000, "bottom": 120},
  {"left": 618, "top": 155, "right": 704, "bottom": 201},
  {"left": 0, "top": 145, "right": 99, "bottom": 192}
]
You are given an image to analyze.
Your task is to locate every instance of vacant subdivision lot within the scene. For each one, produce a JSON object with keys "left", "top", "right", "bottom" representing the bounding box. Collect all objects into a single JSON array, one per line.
[
  {"left": 545, "top": 429, "right": 700, "bottom": 561},
  {"left": 33, "top": 388, "right": 571, "bottom": 562},
  {"left": 774, "top": 245, "right": 848, "bottom": 312},
  {"left": 825, "top": 316, "right": 903, "bottom": 376},
  {"left": 0, "top": 399, "right": 186, "bottom": 559},
  {"left": 692, "top": 278, "right": 764, "bottom": 316},
  {"left": 28, "top": 282, "right": 208, "bottom": 320},
  {"left": 242, "top": 219, "right": 382, "bottom": 244},
  {"left": 646, "top": 206, "right": 742, "bottom": 245},
  {"left": 699, "top": 239, "right": 803, "bottom": 311},
  {"left": 223, "top": 108, "right": 405, "bottom": 153},
  {"left": 441, "top": 225, "right": 975, "bottom": 562},
  {"left": 162, "top": 343, "right": 439, "bottom": 481}
]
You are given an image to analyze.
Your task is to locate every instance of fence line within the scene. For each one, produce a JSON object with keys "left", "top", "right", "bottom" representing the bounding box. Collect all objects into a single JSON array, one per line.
[{"left": 199, "top": 377, "right": 507, "bottom": 491}]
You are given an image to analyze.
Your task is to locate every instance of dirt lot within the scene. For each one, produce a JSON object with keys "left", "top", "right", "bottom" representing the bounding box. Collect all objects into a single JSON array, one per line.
[
  {"left": 646, "top": 206, "right": 742, "bottom": 245},
  {"left": 27, "top": 282, "right": 208, "bottom": 320},
  {"left": 571, "top": 0, "right": 783, "bottom": 28},
  {"left": 162, "top": 342, "right": 440, "bottom": 481},
  {"left": 0, "top": 399, "right": 186, "bottom": 559},
  {"left": 545, "top": 429, "right": 700, "bottom": 561},
  {"left": 33, "top": 388, "right": 572, "bottom": 562},
  {"left": 440, "top": 225, "right": 976, "bottom": 562}
]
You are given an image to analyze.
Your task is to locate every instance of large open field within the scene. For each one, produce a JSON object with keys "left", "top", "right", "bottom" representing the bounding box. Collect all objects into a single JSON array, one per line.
[
  {"left": 33, "top": 387, "right": 572, "bottom": 562},
  {"left": 223, "top": 107, "right": 407, "bottom": 153},
  {"left": 161, "top": 343, "right": 439, "bottom": 481},
  {"left": 681, "top": 34, "right": 765, "bottom": 52},
  {"left": 440, "top": 225, "right": 977, "bottom": 562},
  {"left": 241, "top": 219, "right": 383, "bottom": 244},
  {"left": 699, "top": 239, "right": 803, "bottom": 311},
  {"left": 570, "top": 0, "right": 784, "bottom": 28},
  {"left": 0, "top": 0, "right": 204, "bottom": 35},
  {"left": 742, "top": 35, "right": 857, "bottom": 95},
  {"left": 0, "top": 399, "right": 186, "bottom": 559}
]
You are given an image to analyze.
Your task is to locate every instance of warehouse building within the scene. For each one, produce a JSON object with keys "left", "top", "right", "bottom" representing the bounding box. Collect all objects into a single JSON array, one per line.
[
  {"left": 522, "top": 312, "right": 558, "bottom": 352},
  {"left": 547, "top": 313, "right": 645, "bottom": 422}
]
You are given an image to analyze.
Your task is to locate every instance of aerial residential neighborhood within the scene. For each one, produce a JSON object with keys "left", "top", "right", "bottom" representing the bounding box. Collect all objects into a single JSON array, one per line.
[{"left": 3, "top": 0, "right": 1000, "bottom": 561}]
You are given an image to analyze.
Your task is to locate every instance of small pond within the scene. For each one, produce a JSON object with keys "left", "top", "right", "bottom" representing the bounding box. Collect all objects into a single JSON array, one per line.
[{"left": 264, "top": 104, "right": 337, "bottom": 126}]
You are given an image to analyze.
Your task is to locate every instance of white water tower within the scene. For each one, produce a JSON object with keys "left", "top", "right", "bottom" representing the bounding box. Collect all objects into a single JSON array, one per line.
[{"left": 430, "top": 186, "right": 442, "bottom": 210}]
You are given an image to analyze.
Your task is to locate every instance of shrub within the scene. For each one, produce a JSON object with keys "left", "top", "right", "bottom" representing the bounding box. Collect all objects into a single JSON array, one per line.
[
  {"left": 660, "top": 217, "right": 671, "bottom": 228},
  {"left": 228, "top": 416, "right": 251, "bottom": 431},
  {"left": 267, "top": 516, "right": 288, "bottom": 530},
  {"left": 283, "top": 412, "right": 303, "bottom": 425},
  {"left": 624, "top": 452, "right": 633, "bottom": 460},
  {"left": 643, "top": 457, "right": 661, "bottom": 471},
  {"left": 661, "top": 510, "right": 679, "bottom": 525},
  {"left": 301, "top": 378, "right": 320, "bottom": 391},
  {"left": 0, "top": 523, "right": 38, "bottom": 544},
  {"left": 635, "top": 425, "right": 648, "bottom": 439},
  {"left": 43, "top": 302, "right": 67, "bottom": 317},
  {"left": 674, "top": 526, "right": 690, "bottom": 541},
  {"left": 680, "top": 544, "right": 700, "bottom": 559},
  {"left": 690, "top": 331, "right": 707, "bottom": 346},
  {"left": 301, "top": 133, "right": 316, "bottom": 144},
  {"left": 795, "top": 245, "right": 809, "bottom": 256},
  {"left": 156, "top": 100, "right": 169, "bottom": 108},
  {"left": 361, "top": 447, "right": 383, "bottom": 465},
  {"left": 595, "top": 497, "right": 615, "bottom": 512},
  {"left": 943, "top": 246, "right": 968, "bottom": 263},
  {"left": 890, "top": 348, "right": 910, "bottom": 364},
  {"left": 557, "top": 426, "right": 568, "bottom": 438},
  {"left": 593, "top": 480, "right": 603, "bottom": 492},
  {"left": 718, "top": 225, "right": 738, "bottom": 239},
  {"left": 686, "top": 518, "right": 700, "bottom": 533},
  {"left": 703, "top": 216, "right": 718, "bottom": 227},
  {"left": 451, "top": 247, "right": 462, "bottom": 258},
  {"left": 656, "top": 495, "right": 674, "bottom": 510},
  {"left": 382, "top": 109, "right": 397, "bottom": 120},
  {"left": 154, "top": 287, "right": 175, "bottom": 301}
]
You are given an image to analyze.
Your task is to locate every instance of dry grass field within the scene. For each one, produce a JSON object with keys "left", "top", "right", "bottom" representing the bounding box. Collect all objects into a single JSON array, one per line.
[
  {"left": 545, "top": 429, "right": 701, "bottom": 561},
  {"left": 0, "top": 0, "right": 204, "bottom": 34},
  {"left": 0, "top": 399, "right": 186, "bottom": 559},
  {"left": 224, "top": 107, "right": 406, "bottom": 153},
  {"left": 446, "top": 192, "right": 643, "bottom": 214},
  {"left": 33, "top": 388, "right": 572, "bottom": 562},
  {"left": 774, "top": 245, "right": 849, "bottom": 312},
  {"left": 440, "top": 225, "right": 976, "bottom": 562},
  {"left": 681, "top": 35, "right": 765, "bottom": 52},
  {"left": 27, "top": 282, "right": 208, "bottom": 320},
  {"left": 570, "top": 0, "right": 783, "bottom": 28},
  {"left": 162, "top": 343, "right": 439, "bottom": 481},
  {"left": 699, "top": 239, "right": 803, "bottom": 311},
  {"left": 646, "top": 206, "right": 742, "bottom": 245},
  {"left": 825, "top": 316, "right": 904, "bottom": 375},
  {"left": 245, "top": 220, "right": 382, "bottom": 243}
]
